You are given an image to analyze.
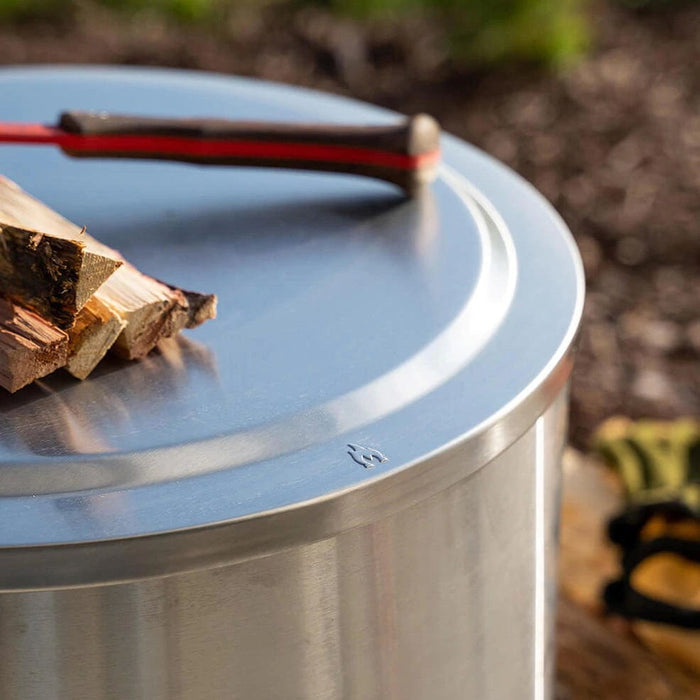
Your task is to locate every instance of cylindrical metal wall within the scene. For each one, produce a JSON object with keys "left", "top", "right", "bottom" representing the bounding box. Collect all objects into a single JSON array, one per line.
[{"left": 0, "top": 392, "right": 568, "bottom": 700}]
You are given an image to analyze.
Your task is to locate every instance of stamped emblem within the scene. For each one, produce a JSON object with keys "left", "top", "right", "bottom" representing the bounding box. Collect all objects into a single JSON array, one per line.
[{"left": 347, "top": 443, "right": 388, "bottom": 469}]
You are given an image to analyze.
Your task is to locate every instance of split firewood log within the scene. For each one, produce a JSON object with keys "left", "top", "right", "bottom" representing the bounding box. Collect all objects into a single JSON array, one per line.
[
  {"left": 0, "top": 298, "right": 69, "bottom": 392},
  {"left": 0, "top": 176, "right": 122, "bottom": 328}
]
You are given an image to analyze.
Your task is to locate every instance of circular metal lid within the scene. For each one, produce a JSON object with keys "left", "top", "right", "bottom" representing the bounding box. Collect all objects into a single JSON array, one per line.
[{"left": 0, "top": 67, "right": 583, "bottom": 559}]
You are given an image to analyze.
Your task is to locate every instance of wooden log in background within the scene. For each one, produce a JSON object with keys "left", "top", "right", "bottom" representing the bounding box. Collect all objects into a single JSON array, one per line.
[
  {"left": 557, "top": 449, "right": 700, "bottom": 698},
  {"left": 556, "top": 596, "right": 700, "bottom": 700}
]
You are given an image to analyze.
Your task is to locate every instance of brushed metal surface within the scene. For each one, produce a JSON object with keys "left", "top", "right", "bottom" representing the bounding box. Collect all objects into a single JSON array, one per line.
[{"left": 0, "top": 393, "right": 567, "bottom": 700}]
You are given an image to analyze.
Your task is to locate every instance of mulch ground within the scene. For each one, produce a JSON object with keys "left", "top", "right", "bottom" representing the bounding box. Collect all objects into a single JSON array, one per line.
[{"left": 1, "top": 0, "right": 699, "bottom": 448}]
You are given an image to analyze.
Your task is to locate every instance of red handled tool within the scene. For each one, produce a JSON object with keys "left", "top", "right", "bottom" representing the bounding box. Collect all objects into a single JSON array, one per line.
[{"left": 0, "top": 111, "right": 441, "bottom": 196}]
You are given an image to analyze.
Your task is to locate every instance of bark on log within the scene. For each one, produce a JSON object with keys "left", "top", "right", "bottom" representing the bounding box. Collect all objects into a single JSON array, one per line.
[
  {"left": 83, "top": 242, "right": 216, "bottom": 360},
  {"left": 162, "top": 283, "right": 217, "bottom": 330},
  {"left": 0, "top": 177, "right": 122, "bottom": 328},
  {"left": 79, "top": 232, "right": 217, "bottom": 358},
  {"left": 94, "top": 263, "right": 188, "bottom": 360},
  {"left": 0, "top": 298, "right": 69, "bottom": 392},
  {"left": 30, "top": 196, "right": 217, "bottom": 360}
]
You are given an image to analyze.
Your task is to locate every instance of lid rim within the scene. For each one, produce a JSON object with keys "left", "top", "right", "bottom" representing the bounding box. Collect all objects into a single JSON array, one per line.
[{"left": 0, "top": 342, "right": 576, "bottom": 591}]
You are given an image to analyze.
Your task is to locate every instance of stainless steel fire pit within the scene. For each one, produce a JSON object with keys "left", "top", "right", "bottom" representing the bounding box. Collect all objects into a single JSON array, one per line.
[{"left": 0, "top": 66, "right": 583, "bottom": 700}]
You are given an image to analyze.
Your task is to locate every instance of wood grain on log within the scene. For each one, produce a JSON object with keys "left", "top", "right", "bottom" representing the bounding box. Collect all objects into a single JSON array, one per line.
[
  {"left": 83, "top": 240, "right": 216, "bottom": 359},
  {"left": 66, "top": 296, "right": 126, "bottom": 379},
  {"left": 94, "top": 263, "right": 188, "bottom": 360},
  {"left": 0, "top": 298, "right": 68, "bottom": 392},
  {"left": 0, "top": 177, "right": 122, "bottom": 327}
]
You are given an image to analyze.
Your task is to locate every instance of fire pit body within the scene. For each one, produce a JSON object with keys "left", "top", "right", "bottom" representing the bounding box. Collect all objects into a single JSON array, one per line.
[{"left": 0, "top": 67, "right": 583, "bottom": 700}]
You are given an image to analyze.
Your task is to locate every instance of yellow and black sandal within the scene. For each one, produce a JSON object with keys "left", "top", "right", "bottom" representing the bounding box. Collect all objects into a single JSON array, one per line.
[{"left": 594, "top": 417, "right": 700, "bottom": 673}]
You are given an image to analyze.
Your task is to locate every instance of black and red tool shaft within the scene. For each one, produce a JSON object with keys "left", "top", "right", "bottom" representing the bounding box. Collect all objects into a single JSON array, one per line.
[{"left": 0, "top": 111, "right": 441, "bottom": 195}]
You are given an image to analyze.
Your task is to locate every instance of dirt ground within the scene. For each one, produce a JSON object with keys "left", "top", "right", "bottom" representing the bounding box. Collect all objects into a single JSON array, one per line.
[{"left": 1, "top": 0, "right": 699, "bottom": 449}]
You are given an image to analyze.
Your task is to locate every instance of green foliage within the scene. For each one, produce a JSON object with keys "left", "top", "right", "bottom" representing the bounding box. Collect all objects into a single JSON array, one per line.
[
  {"left": 318, "top": 0, "right": 590, "bottom": 67},
  {"left": 0, "top": 0, "right": 221, "bottom": 23},
  {"left": 615, "top": 0, "right": 691, "bottom": 7},
  {"left": 452, "top": 0, "right": 589, "bottom": 66},
  {"left": 0, "top": 0, "right": 591, "bottom": 67},
  {"left": 0, "top": 0, "right": 65, "bottom": 21},
  {"left": 99, "top": 0, "right": 220, "bottom": 22}
]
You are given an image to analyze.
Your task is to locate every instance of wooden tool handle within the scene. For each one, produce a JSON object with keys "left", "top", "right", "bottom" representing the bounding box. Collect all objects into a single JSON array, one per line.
[{"left": 58, "top": 111, "right": 441, "bottom": 196}]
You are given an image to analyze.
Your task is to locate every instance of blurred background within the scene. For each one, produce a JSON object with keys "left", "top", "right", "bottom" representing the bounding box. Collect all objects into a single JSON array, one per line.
[{"left": 1, "top": 0, "right": 698, "bottom": 697}]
